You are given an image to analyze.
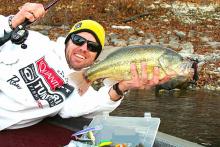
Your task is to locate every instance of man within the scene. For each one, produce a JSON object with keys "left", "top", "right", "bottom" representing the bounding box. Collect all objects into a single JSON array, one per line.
[{"left": 0, "top": 3, "right": 168, "bottom": 131}]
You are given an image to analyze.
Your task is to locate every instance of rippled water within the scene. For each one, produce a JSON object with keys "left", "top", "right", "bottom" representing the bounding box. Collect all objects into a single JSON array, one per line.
[{"left": 111, "top": 89, "right": 220, "bottom": 147}]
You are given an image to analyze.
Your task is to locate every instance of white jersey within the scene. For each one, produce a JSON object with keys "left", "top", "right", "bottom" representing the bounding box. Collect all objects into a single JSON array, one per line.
[{"left": 0, "top": 15, "right": 121, "bottom": 131}]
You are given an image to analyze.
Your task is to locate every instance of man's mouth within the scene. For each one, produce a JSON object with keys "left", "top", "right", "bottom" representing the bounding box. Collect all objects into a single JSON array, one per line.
[{"left": 75, "top": 53, "right": 85, "bottom": 60}]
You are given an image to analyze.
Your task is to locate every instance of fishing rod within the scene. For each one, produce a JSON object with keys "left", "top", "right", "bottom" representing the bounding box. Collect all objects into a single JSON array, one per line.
[{"left": 0, "top": 0, "right": 61, "bottom": 49}]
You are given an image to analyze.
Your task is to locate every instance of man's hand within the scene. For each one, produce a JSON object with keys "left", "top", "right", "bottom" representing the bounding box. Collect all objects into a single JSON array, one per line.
[
  {"left": 119, "top": 63, "right": 171, "bottom": 91},
  {"left": 11, "top": 3, "right": 46, "bottom": 29},
  {"left": 109, "top": 62, "right": 171, "bottom": 101}
]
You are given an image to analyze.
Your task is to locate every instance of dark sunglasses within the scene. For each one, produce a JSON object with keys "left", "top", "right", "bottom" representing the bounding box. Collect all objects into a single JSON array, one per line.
[{"left": 70, "top": 34, "right": 101, "bottom": 53}]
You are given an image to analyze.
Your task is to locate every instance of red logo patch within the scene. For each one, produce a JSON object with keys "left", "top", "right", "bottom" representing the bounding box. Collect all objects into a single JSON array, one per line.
[{"left": 36, "top": 57, "right": 64, "bottom": 91}]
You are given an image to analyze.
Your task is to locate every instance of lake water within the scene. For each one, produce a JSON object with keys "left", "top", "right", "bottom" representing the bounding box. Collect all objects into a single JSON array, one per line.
[{"left": 111, "top": 89, "right": 220, "bottom": 147}]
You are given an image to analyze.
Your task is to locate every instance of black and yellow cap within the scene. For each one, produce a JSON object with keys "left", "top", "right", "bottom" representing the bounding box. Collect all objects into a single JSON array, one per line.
[{"left": 65, "top": 20, "right": 105, "bottom": 58}]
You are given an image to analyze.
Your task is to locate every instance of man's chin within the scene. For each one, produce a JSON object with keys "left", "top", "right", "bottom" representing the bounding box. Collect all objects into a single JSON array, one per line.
[{"left": 70, "top": 65, "right": 82, "bottom": 70}]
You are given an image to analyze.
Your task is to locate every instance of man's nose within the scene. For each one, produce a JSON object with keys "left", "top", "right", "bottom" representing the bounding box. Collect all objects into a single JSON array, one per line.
[{"left": 80, "top": 42, "right": 88, "bottom": 51}]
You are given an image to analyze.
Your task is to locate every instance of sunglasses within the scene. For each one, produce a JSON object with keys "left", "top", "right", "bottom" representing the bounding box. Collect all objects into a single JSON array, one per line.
[{"left": 70, "top": 34, "right": 101, "bottom": 53}]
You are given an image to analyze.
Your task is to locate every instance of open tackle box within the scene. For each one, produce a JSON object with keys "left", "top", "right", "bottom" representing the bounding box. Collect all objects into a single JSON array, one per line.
[{"left": 66, "top": 113, "right": 160, "bottom": 147}]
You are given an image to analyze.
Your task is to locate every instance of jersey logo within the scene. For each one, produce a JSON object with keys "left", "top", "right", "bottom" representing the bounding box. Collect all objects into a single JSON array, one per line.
[
  {"left": 7, "top": 75, "right": 21, "bottom": 89},
  {"left": 36, "top": 57, "right": 64, "bottom": 91},
  {"left": 19, "top": 57, "right": 74, "bottom": 107},
  {"left": 19, "top": 63, "right": 64, "bottom": 107}
]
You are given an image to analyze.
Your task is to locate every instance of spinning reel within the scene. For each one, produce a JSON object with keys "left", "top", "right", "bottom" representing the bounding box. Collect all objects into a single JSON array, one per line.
[{"left": 0, "top": 0, "right": 60, "bottom": 49}]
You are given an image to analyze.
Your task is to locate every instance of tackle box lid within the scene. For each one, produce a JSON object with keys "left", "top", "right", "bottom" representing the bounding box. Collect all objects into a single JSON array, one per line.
[{"left": 88, "top": 112, "right": 160, "bottom": 147}]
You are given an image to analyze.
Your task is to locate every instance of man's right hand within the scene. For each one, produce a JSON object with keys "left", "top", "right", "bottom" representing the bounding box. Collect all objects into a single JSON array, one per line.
[
  {"left": 109, "top": 63, "right": 172, "bottom": 101},
  {"left": 11, "top": 3, "right": 46, "bottom": 29}
]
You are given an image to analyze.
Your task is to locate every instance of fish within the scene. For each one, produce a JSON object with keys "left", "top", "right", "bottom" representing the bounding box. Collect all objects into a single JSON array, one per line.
[{"left": 69, "top": 45, "right": 194, "bottom": 95}]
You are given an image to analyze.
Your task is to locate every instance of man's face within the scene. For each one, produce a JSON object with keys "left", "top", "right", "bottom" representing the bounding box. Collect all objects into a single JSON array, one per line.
[{"left": 65, "top": 32, "right": 98, "bottom": 70}]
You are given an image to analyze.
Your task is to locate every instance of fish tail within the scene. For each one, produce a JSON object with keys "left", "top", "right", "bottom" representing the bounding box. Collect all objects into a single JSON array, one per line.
[{"left": 68, "top": 70, "right": 91, "bottom": 95}]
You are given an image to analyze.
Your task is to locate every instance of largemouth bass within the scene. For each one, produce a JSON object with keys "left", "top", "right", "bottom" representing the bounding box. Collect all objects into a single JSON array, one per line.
[{"left": 70, "top": 45, "right": 194, "bottom": 94}]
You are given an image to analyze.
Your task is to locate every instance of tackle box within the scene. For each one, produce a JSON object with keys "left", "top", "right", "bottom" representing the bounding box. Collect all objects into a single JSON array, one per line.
[{"left": 88, "top": 113, "right": 160, "bottom": 147}]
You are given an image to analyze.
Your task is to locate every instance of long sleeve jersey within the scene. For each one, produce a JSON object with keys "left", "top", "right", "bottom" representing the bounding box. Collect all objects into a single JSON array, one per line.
[{"left": 0, "top": 15, "right": 121, "bottom": 130}]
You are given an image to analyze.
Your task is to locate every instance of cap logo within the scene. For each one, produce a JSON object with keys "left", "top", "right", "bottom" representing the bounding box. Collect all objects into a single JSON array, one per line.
[{"left": 74, "top": 22, "right": 82, "bottom": 30}]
